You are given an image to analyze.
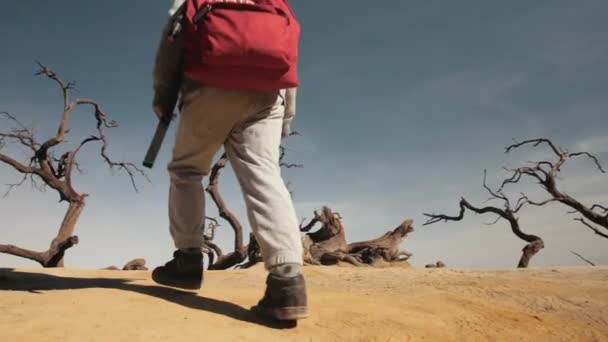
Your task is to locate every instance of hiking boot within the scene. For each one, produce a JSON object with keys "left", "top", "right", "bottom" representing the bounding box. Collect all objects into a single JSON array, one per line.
[
  {"left": 152, "top": 250, "right": 203, "bottom": 290},
  {"left": 251, "top": 273, "right": 308, "bottom": 321}
]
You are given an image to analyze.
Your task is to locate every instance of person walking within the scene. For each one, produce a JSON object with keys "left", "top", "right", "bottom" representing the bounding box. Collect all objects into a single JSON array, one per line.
[{"left": 149, "top": 0, "right": 307, "bottom": 321}]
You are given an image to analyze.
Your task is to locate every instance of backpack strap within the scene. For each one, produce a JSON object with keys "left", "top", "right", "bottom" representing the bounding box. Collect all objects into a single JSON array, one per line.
[{"left": 168, "top": 3, "right": 187, "bottom": 42}]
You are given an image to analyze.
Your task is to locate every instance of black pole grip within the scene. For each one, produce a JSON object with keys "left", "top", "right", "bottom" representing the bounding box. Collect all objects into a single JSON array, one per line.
[{"left": 143, "top": 115, "right": 172, "bottom": 169}]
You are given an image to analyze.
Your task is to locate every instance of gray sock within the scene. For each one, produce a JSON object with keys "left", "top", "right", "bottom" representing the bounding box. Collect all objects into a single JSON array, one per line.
[{"left": 270, "top": 263, "right": 301, "bottom": 278}]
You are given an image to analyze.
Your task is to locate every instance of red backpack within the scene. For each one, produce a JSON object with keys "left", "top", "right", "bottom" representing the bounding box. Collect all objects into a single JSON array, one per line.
[{"left": 180, "top": 0, "right": 300, "bottom": 91}]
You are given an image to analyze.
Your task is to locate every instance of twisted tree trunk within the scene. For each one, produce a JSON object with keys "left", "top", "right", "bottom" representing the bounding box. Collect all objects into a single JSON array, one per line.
[
  {"left": 49, "top": 198, "right": 86, "bottom": 267},
  {"left": 518, "top": 239, "right": 544, "bottom": 268}
]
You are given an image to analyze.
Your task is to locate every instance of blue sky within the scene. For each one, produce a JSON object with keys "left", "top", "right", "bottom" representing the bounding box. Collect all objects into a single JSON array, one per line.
[{"left": 1, "top": 0, "right": 607, "bottom": 269}]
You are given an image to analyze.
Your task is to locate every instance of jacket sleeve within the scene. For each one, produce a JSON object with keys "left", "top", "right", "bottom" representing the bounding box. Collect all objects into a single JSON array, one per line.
[
  {"left": 283, "top": 87, "right": 297, "bottom": 133},
  {"left": 152, "top": 0, "right": 186, "bottom": 112}
]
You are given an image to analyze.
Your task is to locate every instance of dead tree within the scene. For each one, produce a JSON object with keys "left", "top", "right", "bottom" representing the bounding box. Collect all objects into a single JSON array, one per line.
[
  {"left": 0, "top": 64, "right": 145, "bottom": 267},
  {"left": 502, "top": 138, "right": 607, "bottom": 239},
  {"left": 301, "top": 207, "right": 415, "bottom": 266},
  {"left": 424, "top": 171, "right": 545, "bottom": 268}
]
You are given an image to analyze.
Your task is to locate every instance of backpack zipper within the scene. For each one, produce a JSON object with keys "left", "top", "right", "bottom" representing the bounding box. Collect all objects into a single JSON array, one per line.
[
  {"left": 193, "top": 4, "right": 213, "bottom": 23},
  {"left": 193, "top": 3, "right": 287, "bottom": 24}
]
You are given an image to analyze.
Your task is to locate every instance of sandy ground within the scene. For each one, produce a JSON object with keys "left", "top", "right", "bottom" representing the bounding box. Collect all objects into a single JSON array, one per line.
[{"left": 1, "top": 265, "right": 607, "bottom": 341}]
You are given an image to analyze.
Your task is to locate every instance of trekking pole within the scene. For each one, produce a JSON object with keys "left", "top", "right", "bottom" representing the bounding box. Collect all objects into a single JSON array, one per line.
[
  {"left": 143, "top": 89, "right": 179, "bottom": 169},
  {"left": 142, "top": 111, "right": 173, "bottom": 169}
]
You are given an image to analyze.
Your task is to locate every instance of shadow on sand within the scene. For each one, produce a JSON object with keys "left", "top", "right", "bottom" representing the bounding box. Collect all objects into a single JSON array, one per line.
[{"left": 0, "top": 268, "right": 296, "bottom": 329}]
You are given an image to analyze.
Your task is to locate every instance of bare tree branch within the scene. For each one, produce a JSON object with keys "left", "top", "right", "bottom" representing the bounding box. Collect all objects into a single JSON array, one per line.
[
  {"left": 505, "top": 138, "right": 562, "bottom": 157},
  {"left": 482, "top": 169, "right": 508, "bottom": 204},
  {"left": 514, "top": 193, "right": 558, "bottom": 213},
  {"left": 1, "top": 112, "right": 39, "bottom": 153},
  {"left": 74, "top": 99, "right": 146, "bottom": 192},
  {"left": 279, "top": 145, "right": 304, "bottom": 169},
  {"left": 300, "top": 211, "right": 321, "bottom": 232},
  {"left": 574, "top": 218, "right": 608, "bottom": 239},
  {"left": 280, "top": 162, "right": 304, "bottom": 169},
  {"left": 0, "top": 152, "right": 37, "bottom": 174},
  {"left": 504, "top": 138, "right": 607, "bottom": 233},
  {"left": 3, "top": 173, "right": 28, "bottom": 198},
  {"left": 484, "top": 215, "right": 502, "bottom": 226},
  {"left": 0, "top": 236, "right": 78, "bottom": 267},
  {"left": 204, "top": 217, "right": 220, "bottom": 241},
  {"left": 570, "top": 251, "right": 596, "bottom": 266},
  {"left": 0, "top": 244, "right": 46, "bottom": 265},
  {"left": 35, "top": 61, "right": 75, "bottom": 110},
  {"left": 202, "top": 240, "right": 224, "bottom": 267},
  {"left": 0, "top": 132, "right": 37, "bottom": 153},
  {"left": 568, "top": 152, "right": 606, "bottom": 173},
  {"left": 590, "top": 204, "right": 608, "bottom": 214}
]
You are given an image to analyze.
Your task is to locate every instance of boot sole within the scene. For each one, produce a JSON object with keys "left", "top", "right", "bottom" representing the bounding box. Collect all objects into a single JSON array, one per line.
[{"left": 252, "top": 305, "right": 309, "bottom": 321}]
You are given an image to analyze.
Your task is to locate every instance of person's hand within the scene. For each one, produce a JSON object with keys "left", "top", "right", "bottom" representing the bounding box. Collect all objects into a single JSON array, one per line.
[{"left": 281, "top": 126, "right": 290, "bottom": 138}]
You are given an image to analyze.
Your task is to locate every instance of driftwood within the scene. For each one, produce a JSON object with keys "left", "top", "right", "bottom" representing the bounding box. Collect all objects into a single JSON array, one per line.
[
  {"left": 570, "top": 251, "right": 596, "bottom": 266},
  {"left": 301, "top": 207, "right": 414, "bottom": 266},
  {"left": 122, "top": 258, "right": 148, "bottom": 271},
  {"left": 0, "top": 64, "right": 145, "bottom": 267},
  {"left": 102, "top": 258, "right": 148, "bottom": 271},
  {"left": 425, "top": 170, "right": 545, "bottom": 268},
  {"left": 102, "top": 266, "right": 120, "bottom": 271},
  {"left": 425, "top": 261, "right": 446, "bottom": 269},
  {"left": 200, "top": 132, "right": 415, "bottom": 269}
]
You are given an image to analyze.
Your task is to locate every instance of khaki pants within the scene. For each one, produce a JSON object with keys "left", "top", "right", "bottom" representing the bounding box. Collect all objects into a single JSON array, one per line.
[{"left": 167, "top": 82, "right": 303, "bottom": 269}]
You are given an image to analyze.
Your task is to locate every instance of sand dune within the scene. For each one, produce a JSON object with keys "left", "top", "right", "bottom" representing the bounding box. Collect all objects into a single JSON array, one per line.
[{"left": 1, "top": 265, "right": 607, "bottom": 341}]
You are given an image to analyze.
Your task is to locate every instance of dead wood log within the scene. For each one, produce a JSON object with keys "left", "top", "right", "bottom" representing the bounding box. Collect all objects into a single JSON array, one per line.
[
  {"left": 102, "top": 266, "right": 120, "bottom": 271},
  {"left": 301, "top": 207, "right": 415, "bottom": 266},
  {"left": 122, "top": 258, "right": 148, "bottom": 271},
  {"left": 347, "top": 220, "right": 414, "bottom": 265}
]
